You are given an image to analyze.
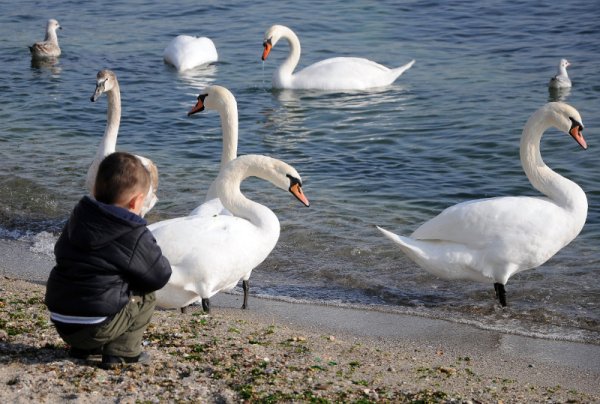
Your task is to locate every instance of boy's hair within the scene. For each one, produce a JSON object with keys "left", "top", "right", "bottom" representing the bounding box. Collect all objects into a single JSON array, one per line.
[{"left": 94, "top": 152, "right": 150, "bottom": 205}]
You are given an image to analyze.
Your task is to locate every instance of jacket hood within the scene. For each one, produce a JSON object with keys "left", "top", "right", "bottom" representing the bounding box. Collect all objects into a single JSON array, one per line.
[{"left": 67, "top": 196, "right": 146, "bottom": 250}]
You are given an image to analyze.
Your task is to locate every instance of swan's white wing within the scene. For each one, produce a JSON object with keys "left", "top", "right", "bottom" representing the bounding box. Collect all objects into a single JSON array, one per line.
[
  {"left": 150, "top": 214, "right": 279, "bottom": 308},
  {"left": 293, "top": 57, "right": 390, "bottom": 90},
  {"left": 412, "top": 195, "right": 575, "bottom": 265},
  {"left": 190, "top": 181, "right": 232, "bottom": 217},
  {"left": 163, "top": 35, "right": 218, "bottom": 72},
  {"left": 416, "top": 196, "right": 548, "bottom": 241},
  {"left": 292, "top": 57, "right": 413, "bottom": 90},
  {"left": 189, "top": 197, "right": 232, "bottom": 217},
  {"left": 301, "top": 57, "right": 390, "bottom": 75}
]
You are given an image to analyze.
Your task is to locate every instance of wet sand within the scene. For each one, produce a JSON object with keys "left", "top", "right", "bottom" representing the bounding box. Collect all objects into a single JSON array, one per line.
[{"left": 1, "top": 238, "right": 599, "bottom": 402}]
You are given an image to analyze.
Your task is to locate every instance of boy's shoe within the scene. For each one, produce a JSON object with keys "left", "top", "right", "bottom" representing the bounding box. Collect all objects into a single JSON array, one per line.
[
  {"left": 69, "top": 346, "right": 103, "bottom": 360},
  {"left": 100, "top": 352, "right": 151, "bottom": 369}
]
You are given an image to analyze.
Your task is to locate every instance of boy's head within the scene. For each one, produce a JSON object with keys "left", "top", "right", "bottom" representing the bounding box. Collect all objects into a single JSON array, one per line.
[{"left": 94, "top": 152, "right": 150, "bottom": 215}]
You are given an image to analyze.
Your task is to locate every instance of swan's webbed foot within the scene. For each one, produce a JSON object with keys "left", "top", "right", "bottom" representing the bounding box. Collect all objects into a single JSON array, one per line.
[
  {"left": 202, "top": 298, "right": 210, "bottom": 313},
  {"left": 241, "top": 280, "right": 249, "bottom": 310},
  {"left": 494, "top": 283, "right": 507, "bottom": 307}
]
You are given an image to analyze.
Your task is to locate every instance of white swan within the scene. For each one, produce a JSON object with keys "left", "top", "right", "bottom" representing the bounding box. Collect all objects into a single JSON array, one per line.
[
  {"left": 29, "top": 19, "right": 61, "bottom": 59},
  {"left": 549, "top": 59, "right": 572, "bottom": 89},
  {"left": 86, "top": 69, "right": 159, "bottom": 217},
  {"left": 150, "top": 154, "right": 310, "bottom": 312},
  {"left": 186, "top": 86, "right": 238, "bottom": 217},
  {"left": 163, "top": 35, "right": 218, "bottom": 72},
  {"left": 377, "top": 102, "right": 587, "bottom": 307},
  {"left": 261, "top": 24, "right": 415, "bottom": 91}
]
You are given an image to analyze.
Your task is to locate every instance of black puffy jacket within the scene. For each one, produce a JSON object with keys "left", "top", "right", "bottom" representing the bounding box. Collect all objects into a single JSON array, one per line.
[{"left": 45, "top": 196, "right": 172, "bottom": 317}]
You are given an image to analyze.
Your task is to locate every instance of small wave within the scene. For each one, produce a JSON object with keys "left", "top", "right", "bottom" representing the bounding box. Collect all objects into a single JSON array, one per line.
[
  {"left": 0, "top": 227, "right": 59, "bottom": 257},
  {"left": 27, "top": 231, "right": 58, "bottom": 257},
  {"left": 0, "top": 227, "right": 29, "bottom": 239},
  {"left": 226, "top": 287, "right": 600, "bottom": 345}
]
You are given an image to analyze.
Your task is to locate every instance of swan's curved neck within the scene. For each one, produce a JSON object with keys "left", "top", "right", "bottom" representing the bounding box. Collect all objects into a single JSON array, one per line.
[
  {"left": 276, "top": 27, "right": 301, "bottom": 85},
  {"left": 218, "top": 101, "right": 238, "bottom": 167},
  {"left": 520, "top": 110, "right": 584, "bottom": 210},
  {"left": 217, "top": 160, "right": 279, "bottom": 231},
  {"left": 45, "top": 29, "right": 58, "bottom": 44},
  {"left": 558, "top": 65, "right": 569, "bottom": 77},
  {"left": 96, "top": 84, "right": 121, "bottom": 159}
]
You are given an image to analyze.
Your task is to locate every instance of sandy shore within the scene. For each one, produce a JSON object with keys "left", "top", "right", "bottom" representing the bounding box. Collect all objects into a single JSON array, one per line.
[{"left": 1, "top": 238, "right": 599, "bottom": 403}]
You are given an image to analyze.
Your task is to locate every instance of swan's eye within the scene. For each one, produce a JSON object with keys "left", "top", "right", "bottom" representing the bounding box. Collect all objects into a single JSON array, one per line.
[
  {"left": 569, "top": 117, "right": 583, "bottom": 131},
  {"left": 286, "top": 174, "right": 302, "bottom": 187},
  {"left": 263, "top": 38, "right": 272, "bottom": 47}
]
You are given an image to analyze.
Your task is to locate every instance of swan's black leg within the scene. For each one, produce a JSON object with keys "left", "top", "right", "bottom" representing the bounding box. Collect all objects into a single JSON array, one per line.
[
  {"left": 202, "top": 298, "right": 210, "bottom": 313},
  {"left": 180, "top": 306, "right": 188, "bottom": 314},
  {"left": 494, "top": 283, "right": 507, "bottom": 307},
  {"left": 241, "top": 280, "right": 249, "bottom": 309}
]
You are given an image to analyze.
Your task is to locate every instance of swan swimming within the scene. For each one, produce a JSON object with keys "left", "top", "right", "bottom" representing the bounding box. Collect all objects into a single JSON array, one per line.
[
  {"left": 548, "top": 59, "right": 572, "bottom": 89},
  {"left": 163, "top": 35, "right": 218, "bottom": 72},
  {"left": 150, "top": 154, "right": 310, "bottom": 313},
  {"left": 29, "top": 19, "right": 61, "bottom": 59},
  {"left": 86, "top": 70, "right": 159, "bottom": 217},
  {"left": 378, "top": 102, "right": 587, "bottom": 307},
  {"left": 187, "top": 85, "right": 239, "bottom": 217},
  {"left": 261, "top": 24, "right": 415, "bottom": 91}
]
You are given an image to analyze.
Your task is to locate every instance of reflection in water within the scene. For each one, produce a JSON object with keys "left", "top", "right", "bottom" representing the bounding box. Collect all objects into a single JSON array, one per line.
[
  {"left": 261, "top": 89, "right": 307, "bottom": 134},
  {"left": 254, "top": 86, "right": 414, "bottom": 177},
  {"left": 273, "top": 87, "right": 407, "bottom": 110},
  {"left": 548, "top": 86, "right": 571, "bottom": 102},
  {"left": 261, "top": 87, "right": 410, "bottom": 139},
  {"left": 177, "top": 63, "right": 218, "bottom": 92},
  {"left": 31, "top": 57, "right": 62, "bottom": 76}
]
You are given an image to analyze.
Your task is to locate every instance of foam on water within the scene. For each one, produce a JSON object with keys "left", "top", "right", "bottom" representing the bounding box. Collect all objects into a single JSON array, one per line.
[{"left": 28, "top": 231, "right": 58, "bottom": 257}]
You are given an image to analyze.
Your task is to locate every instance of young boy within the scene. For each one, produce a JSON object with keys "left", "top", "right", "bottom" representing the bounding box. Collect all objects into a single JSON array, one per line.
[{"left": 45, "top": 152, "right": 172, "bottom": 368}]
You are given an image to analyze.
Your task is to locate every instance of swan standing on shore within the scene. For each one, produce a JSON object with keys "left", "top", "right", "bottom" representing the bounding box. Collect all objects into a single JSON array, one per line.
[
  {"left": 163, "top": 35, "right": 218, "bottom": 72},
  {"left": 150, "top": 154, "right": 310, "bottom": 313},
  {"left": 261, "top": 24, "right": 415, "bottom": 91},
  {"left": 187, "top": 86, "right": 238, "bottom": 217},
  {"left": 86, "top": 70, "right": 159, "bottom": 217},
  {"left": 378, "top": 102, "right": 588, "bottom": 307},
  {"left": 29, "top": 19, "right": 61, "bottom": 59},
  {"left": 549, "top": 59, "right": 572, "bottom": 89}
]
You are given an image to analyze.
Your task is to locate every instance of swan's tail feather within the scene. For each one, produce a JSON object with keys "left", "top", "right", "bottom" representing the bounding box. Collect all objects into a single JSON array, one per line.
[
  {"left": 376, "top": 226, "right": 413, "bottom": 249},
  {"left": 391, "top": 59, "right": 415, "bottom": 78}
]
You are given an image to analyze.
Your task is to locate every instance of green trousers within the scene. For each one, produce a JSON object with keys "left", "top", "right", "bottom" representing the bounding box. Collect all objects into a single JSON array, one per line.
[{"left": 54, "top": 292, "right": 156, "bottom": 358}]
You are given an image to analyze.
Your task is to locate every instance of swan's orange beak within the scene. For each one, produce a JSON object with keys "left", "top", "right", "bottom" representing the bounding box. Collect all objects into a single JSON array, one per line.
[
  {"left": 289, "top": 183, "right": 310, "bottom": 207},
  {"left": 569, "top": 124, "right": 587, "bottom": 150},
  {"left": 262, "top": 40, "right": 272, "bottom": 61},
  {"left": 188, "top": 95, "right": 206, "bottom": 116}
]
